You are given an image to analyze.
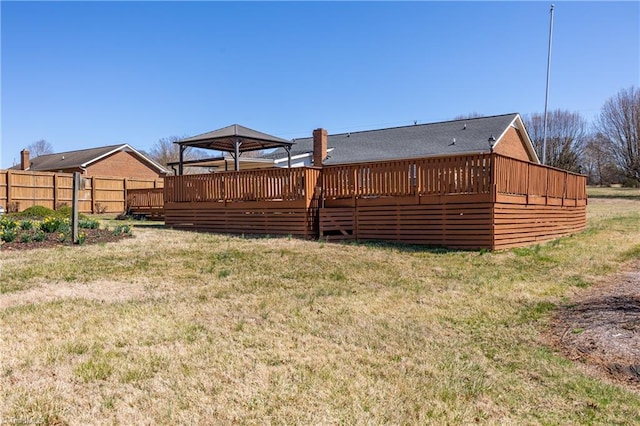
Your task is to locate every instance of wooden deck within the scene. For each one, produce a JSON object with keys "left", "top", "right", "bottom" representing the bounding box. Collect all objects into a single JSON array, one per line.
[
  {"left": 164, "top": 168, "right": 321, "bottom": 239},
  {"left": 127, "top": 188, "right": 165, "bottom": 219},
  {"left": 162, "top": 153, "right": 587, "bottom": 249}
]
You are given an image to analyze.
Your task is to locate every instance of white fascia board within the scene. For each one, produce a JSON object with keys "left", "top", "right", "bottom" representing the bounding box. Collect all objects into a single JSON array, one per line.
[
  {"left": 273, "top": 147, "right": 335, "bottom": 164},
  {"left": 273, "top": 152, "right": 311, "bottom": 164},
  {"left": 492, "top": 114, "right": 540, "bottom": 164}
]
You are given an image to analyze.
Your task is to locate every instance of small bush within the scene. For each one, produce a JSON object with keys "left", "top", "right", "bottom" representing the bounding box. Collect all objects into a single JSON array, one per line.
[
  {"left": 1, "top": 228, "right": 17, "bottom": 243},
  {"left": 20, "top": 220, "right": 33, "bottom": 230},
  {"left": 0, "top": 216, "right": 18, "bottom": 230},
  {"left": 7, "top": 202, "right": 19, "bottom": 213},
  {"left": 40, "top": 217, "right": 69, "bottom": 233},
  {"left": 112, "top": 224, "right": 132, "bottom": 236},
  {"left": 33, "top": 230, "right": 46, "bottom": 242},
  {"left": 95, "top": 203, "right": 108, "bottom": 214},
  {"left": 56, "top": 206, "right": 73, "bottom": 217},
  {"left": 19, "top": 205, "right": 55, "bottom": 218},
  {"left": 21, "top": 234, "right": 32, "bottom": 243},
  {"left": 79, "top": 218, "right": 100, "bottom": 229}
]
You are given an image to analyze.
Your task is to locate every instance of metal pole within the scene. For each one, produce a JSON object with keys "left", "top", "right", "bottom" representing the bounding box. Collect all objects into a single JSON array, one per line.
[{"left": 542, "top": 4, "right": 555, "bottom": 165}]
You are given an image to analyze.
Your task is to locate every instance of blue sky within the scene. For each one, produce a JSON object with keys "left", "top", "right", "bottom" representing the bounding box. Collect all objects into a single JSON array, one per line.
[{"left": 1, "top": 1, "right": 638, "bottom": 168}]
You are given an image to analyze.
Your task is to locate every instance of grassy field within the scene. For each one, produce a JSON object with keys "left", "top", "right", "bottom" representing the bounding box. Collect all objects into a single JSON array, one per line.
[
  {"left": 587, "top": 185, "right": 640, "bottom": 200},
  {"left": 1, "top": 195, "right": 639, "bottom": 424}
]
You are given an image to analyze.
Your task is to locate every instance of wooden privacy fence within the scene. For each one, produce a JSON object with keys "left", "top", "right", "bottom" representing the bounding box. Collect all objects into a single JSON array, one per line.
[
  {"left": 0, "top": 169, "right": 163, "bottom": 214},
  {"left": 163, "top": 153, "right": 587, "bottom": 249}
]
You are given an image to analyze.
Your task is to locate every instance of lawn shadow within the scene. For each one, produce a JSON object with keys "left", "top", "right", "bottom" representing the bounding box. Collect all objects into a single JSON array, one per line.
[
  {"left": 588, "top": 194, "right": 640, "bottom": 201},
  {"left": 338, "top": 239, "right": 473, "bottom": 255}
]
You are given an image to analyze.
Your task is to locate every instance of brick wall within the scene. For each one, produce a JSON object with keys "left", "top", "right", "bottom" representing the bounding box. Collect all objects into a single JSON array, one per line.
[
  {"left": 493, "top": 127, "right": 533, "bottom": 162},
  {"left": 86, "top": 151, "right": 162, "bottom": 179}
]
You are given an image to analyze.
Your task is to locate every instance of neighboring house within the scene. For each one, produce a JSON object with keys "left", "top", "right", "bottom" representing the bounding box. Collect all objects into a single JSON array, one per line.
[
  {"left": 262, "top": 113, "right": 539, "bottom": 167},
  {"left": 13, "top": 144, "right": 168, "bottom": 178}
]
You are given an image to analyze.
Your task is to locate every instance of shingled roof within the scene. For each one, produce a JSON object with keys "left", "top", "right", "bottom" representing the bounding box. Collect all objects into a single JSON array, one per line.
[
  {"left": 263, "top": 113, "right": 536, "bottom": 165},
  {"left": 15, "top": 144, "right": 168, "bottom": 174}
]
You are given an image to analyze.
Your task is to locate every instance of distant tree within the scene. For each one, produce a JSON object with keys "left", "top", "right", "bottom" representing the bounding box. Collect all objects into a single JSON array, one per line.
[
  {"left": 148, "top": 136, "right": 209, "bottom": 174},
  {"left": 452, "top": 112, "right": 484, "bottom": 120},
  {"left": 149, "top": 136, "right": 191, "bottom": 166},
  {"left": 523, "top": 110, "right": 588, "bottom": 172},
  {"left": 583, "top": 133, "right": 623, "bottom": 185},
  {"left": 595, "top": 86, "right": 640, "bottom": 185},
  {"left": 26, "top": 139, "right": 54, "bottom": 157}
]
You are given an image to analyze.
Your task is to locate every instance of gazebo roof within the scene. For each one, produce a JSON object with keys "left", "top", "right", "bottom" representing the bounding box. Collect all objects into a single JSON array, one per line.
[{"left": 176, "top": 124, "right": 294, "bottom": 153}]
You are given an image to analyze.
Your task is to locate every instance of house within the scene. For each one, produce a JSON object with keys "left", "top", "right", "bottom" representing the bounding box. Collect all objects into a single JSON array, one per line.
[
  {"left": 162, "top": 112, "right": 586, "bottom": 250},
  {"left": 14, "top": 144, "right": 168, "bottom": 179},
  {"left": 262, "top": 113, "right": 538, "bottom": 167}
]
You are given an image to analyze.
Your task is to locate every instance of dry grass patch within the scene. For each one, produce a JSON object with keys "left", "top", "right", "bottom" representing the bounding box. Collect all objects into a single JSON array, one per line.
[{"left": 1, "top": 199, "right": 639, "bottom": 424}]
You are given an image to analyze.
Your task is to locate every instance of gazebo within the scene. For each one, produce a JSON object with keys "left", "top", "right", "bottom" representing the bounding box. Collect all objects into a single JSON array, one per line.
[{"left": 175, "top": 124, "right": 294, "bottom": 174}]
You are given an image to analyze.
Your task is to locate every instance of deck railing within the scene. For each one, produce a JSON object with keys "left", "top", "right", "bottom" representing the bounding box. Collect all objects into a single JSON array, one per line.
[
  {"left": 127, "top": 188, "right": 164, "bottom": 209},
  {"left": 322, "top": 154, "right": 491, "bottom": 198},
  {"left": 321, "top": 154, "right": 494, "bottom": 199},
  {"left": 165, "top": 167, "right": 320, "bottom": 204},
  {"left": 493, "top": 155, "right": 587, "bottom": 200},
  {"left": 163, "top": 153, "right": 586, "bottom": 206}
]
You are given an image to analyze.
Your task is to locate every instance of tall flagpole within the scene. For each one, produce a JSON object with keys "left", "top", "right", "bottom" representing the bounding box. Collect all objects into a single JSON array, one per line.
[{"left": 542, "top": 4, "right": 555, "bottom": 165}]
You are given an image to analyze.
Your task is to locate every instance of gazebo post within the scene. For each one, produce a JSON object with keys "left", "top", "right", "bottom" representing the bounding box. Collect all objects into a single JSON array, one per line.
[
  {"left": 234, "top": 138, "right": 241, "bottom": 171},
  {"left": 179, "top": 145, "right": 185, "bottom": 175},
  {"left": 285, "top": 146, "right": 291, "bottom": 168}
]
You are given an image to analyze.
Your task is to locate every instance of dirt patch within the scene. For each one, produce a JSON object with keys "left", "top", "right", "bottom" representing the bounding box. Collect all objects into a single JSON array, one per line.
[
  {"left": 1, "top": 228, "right": 131, "bottom": 251},
  {"left": 547, "top": 260, "right": 640, "bottom": 392}
]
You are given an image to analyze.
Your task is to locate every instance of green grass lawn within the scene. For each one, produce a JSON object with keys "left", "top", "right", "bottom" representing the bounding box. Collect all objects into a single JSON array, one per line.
[
  {"left": 588, "top": 185, "right": 640, "bottom": 200},
  {"left": 1, "top": 198, "right": 639, "bottom": 424}
]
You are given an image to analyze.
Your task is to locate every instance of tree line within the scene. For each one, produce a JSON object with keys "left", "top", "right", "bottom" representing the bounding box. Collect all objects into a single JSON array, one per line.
[{"left": 525, "top": 86, "right": 639, "bottom": 187}]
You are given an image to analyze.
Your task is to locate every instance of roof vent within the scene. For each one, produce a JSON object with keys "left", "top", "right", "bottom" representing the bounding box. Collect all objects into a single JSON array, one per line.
[
  {"left": 347, "top": 133, "right": 350, "bottom": 137},
  {"left": 463, "top": 124, "right": 467, "bottom": 130},
  {"left": 61, "top": 155, "right": 65, "bottom": 160},
  {"left": 414, "top": 120, "right": 418, "bottom": 125},
  {"left": 449, "top": 138, "right": 456, "bottom": 146}
]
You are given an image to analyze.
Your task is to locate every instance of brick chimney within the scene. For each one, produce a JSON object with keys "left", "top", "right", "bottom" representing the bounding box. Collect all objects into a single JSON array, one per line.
[
  {"left": 20, "top": 149, "right": 30, "bottom": 170},
  {"left": 312, "top": 128, "right": 327, "bottom": 167}
]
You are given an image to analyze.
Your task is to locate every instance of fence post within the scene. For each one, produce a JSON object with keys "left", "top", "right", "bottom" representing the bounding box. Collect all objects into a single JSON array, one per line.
[
  {"left": 123, "top": 178, "right": 128, "bottom": 213},
  {"left": 91, "top": 176, "right": 96, "bottom": 214},
  {"left": 6, "top": 170, "right": 12, "bottom": 210},
  {"left": 53, "top": 174, "right": 58, "bottom": 209}
]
